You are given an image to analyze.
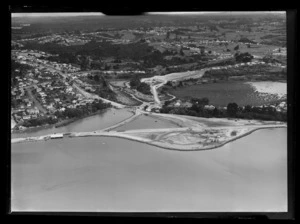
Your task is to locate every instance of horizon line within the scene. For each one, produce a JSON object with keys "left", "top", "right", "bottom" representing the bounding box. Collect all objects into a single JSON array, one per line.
[{"left": 12, "top": 11, "right": 285, "bottom": 18}]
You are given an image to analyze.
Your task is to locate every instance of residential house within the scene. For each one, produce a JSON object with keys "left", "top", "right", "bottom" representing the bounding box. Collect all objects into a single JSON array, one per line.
[
  {"left": 204, "top": 105, "right": 215, "bottom": 110},
  {"left": 181, "top": 102, "right": 193, "bottom": 108},
  {"left": 22, "top": 115, "right": 31, "bottom": 120},
  {"left": 27, "top": 108, "right": 39, "bottom": 114}
]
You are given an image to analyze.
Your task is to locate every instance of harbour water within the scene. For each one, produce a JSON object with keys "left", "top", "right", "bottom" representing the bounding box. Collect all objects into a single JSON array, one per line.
[
  {"left": 11, "top": 108, "right": 133, "bottom": 138},
  {"left": 11, "top": 128, "right": 287, "bottom": 212}
]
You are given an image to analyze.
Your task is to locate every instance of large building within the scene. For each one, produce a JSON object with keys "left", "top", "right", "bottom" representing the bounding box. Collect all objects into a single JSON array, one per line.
[{"left": 50, "top": 133, "right": 63, "bottom": 139}]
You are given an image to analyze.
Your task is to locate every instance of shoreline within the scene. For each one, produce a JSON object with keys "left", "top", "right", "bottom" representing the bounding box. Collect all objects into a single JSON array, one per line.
[
  {"left": 11, "top": 107, "right": 118, "bottom": 135},
  {"left": 11, "top": 125, "right": 287, "bottom": 151}
]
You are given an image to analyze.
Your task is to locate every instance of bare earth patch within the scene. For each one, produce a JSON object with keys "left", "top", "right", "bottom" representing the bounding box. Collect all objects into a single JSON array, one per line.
[{"left": 246, "top": 81, "right": 287, "bottom": 99}]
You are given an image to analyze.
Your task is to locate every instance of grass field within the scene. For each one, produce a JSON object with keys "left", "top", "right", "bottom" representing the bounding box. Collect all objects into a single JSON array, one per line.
[
  {"left": 113, "top": 114, "right": 180, "bottom": 131},
  {"left": 169, "top": 81, "right": 284, "bottom": 107}
]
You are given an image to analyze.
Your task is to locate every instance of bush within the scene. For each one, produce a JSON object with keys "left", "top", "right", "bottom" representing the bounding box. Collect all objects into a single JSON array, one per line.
[
  {"left": 234, "top": 52, "right": 254, "bottom": 63},
  {"left": 227, "top": 103, "right": 239, "bottom": 116}
]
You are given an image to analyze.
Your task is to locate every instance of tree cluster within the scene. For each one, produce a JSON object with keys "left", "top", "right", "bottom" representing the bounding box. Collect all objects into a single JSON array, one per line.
[
  {"left": 160, "top": 98, "right": 286, "bottom": 122},
  {"left": 129, "top": 76, "right": 151, "bottom": 95},
  {"left": 234, "top": 52, "right": 254, "bottom": 63},
  {"left": 54, "top": 99, "right": 111, "bottom": 120},
  {"left": 23, "top": 116, "right": 58, "bottom": 127}
]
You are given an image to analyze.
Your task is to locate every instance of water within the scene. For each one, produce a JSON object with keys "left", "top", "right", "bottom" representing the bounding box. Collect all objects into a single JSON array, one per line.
[
  {"left": 11, "top": 128, "right": 287, "bottom": 212},
  {"left": 11, "top": 108, "right": 133, "bottom": 138},
  {"left": 169, "top": 81, "right": 279, "bottom": 107}
]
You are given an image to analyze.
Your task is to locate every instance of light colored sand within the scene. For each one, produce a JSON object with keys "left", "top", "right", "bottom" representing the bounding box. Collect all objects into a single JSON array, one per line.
[
  {"left": 246, "top": 81, "right": 287, "bottom": 98},
  {"left": 141, "top": 69, "right": 208, "bottom": 84}
]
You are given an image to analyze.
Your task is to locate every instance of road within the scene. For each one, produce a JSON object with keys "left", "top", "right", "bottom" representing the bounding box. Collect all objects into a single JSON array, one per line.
[
  {"left": 35, "top": 62, "right": 126, "bottom": 109},
  {"left": 72, "top": 83, "right": 125, "bottom": 108},
  {"left": 25, "top": 87, "right": 47, "bottom": 114}
]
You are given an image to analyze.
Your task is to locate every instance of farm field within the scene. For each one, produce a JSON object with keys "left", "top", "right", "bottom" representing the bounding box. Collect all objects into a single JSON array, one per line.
[{"left": 169, "top": 81, "right": 285, "bottom": 107}]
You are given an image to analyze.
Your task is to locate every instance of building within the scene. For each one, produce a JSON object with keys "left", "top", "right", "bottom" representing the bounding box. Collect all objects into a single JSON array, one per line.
[
  {"left": 204, "top": 105, "right": 215, "bottom": 110},
  {"left": 27, "top": 108, "right": 39, "bottom": 114},
  {"left": 50, "top": 133, "right": 63, "bottom": 139},
  {"left": 174, "top": 100, "right": 181, "bottom": 107}
]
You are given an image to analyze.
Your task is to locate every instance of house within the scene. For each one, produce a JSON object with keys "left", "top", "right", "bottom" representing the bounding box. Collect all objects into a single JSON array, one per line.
[
  {"left": 204, "top": 105, "right": 215, "bottom": 110},
  {"left": 22, "top": 115, "right": 31, "bottom": 120},
  {"left": 181, "top": 102, "right": 193, "bottom": 108},
  {"left": 18, "top": 125, "right": 26, "bottom": 130},
  {"left": 174, "top": 100, "right": 182, "bottom": 107}
]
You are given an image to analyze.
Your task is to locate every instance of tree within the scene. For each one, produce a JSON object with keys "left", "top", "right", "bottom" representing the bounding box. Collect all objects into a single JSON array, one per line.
[
  {"left": 191, "top": 97, "right": 209, "bottom": 106},
  {"left": 179, "top": 48, "right": 184, "bottom": 56},
  {"left": 94, "top": 75, "right": 100, "bottom": 82},
  {"left": 227, "top": 103, "right": 239, "bottom": 117},
  {"left": 166, "top": 32, "right": 170, "bottom": 39},
  {"left": 212, "top": 107, "right": 220, "bottom": 117},
  {"left": 244, "top": 105, "right": 252, "bottom": 113},
  {"left": 234, "top": 52, "right": 254, "bottom": 63},
  {"left": 234, "top": 45, "right": 239, "bottom": 51}
]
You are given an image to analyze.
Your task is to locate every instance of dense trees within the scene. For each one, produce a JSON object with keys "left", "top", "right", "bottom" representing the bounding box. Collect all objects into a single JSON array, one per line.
[
  {"left": 238, "top": 37, "right": 256, "bottom": 44},
  {"left": 46, "top": 52, "right": 78, "bottom": 65},
  {"left": 166, "top": 32, "right": 170, "bottom": 39},
  {"left": 55, "top": 99, "right": 111, "bottom": 120},
  {"left": 22, "top": 99, "right": 111, "bottom": 128},
  {"left": 234, "top": 52, "right": 254, "bottom": 63},
  {"left": 160, "top": 98, "right": 286, "bottom": 122},
  {"left": 227, "top": 103, "right": 239, "bottom": 117},
  {"left": 234, "top": 45, "right": 239, "bottom": 51},
  {"left": 129, "top": 76, "right": 151, "bottom": 95},
  {"left": 191, "top": 97, "right": 209, "bottom": 105},
  {"left": 179, "top": 48, "right": 184, "bottom": 56},
  {"left": 23, "top": 116, "right": 57, "bottom": 127}
]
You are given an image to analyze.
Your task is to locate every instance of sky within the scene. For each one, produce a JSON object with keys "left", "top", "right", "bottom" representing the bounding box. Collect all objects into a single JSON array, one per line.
[
  {"left": 11, "top": 11, "right": 285, "bottom": 18},
  {"left": 147, "top": 11, "right": 285, "bottom": 15},
  {"left": 11, "top": 12, "right": 105, "bottom": 17}
]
